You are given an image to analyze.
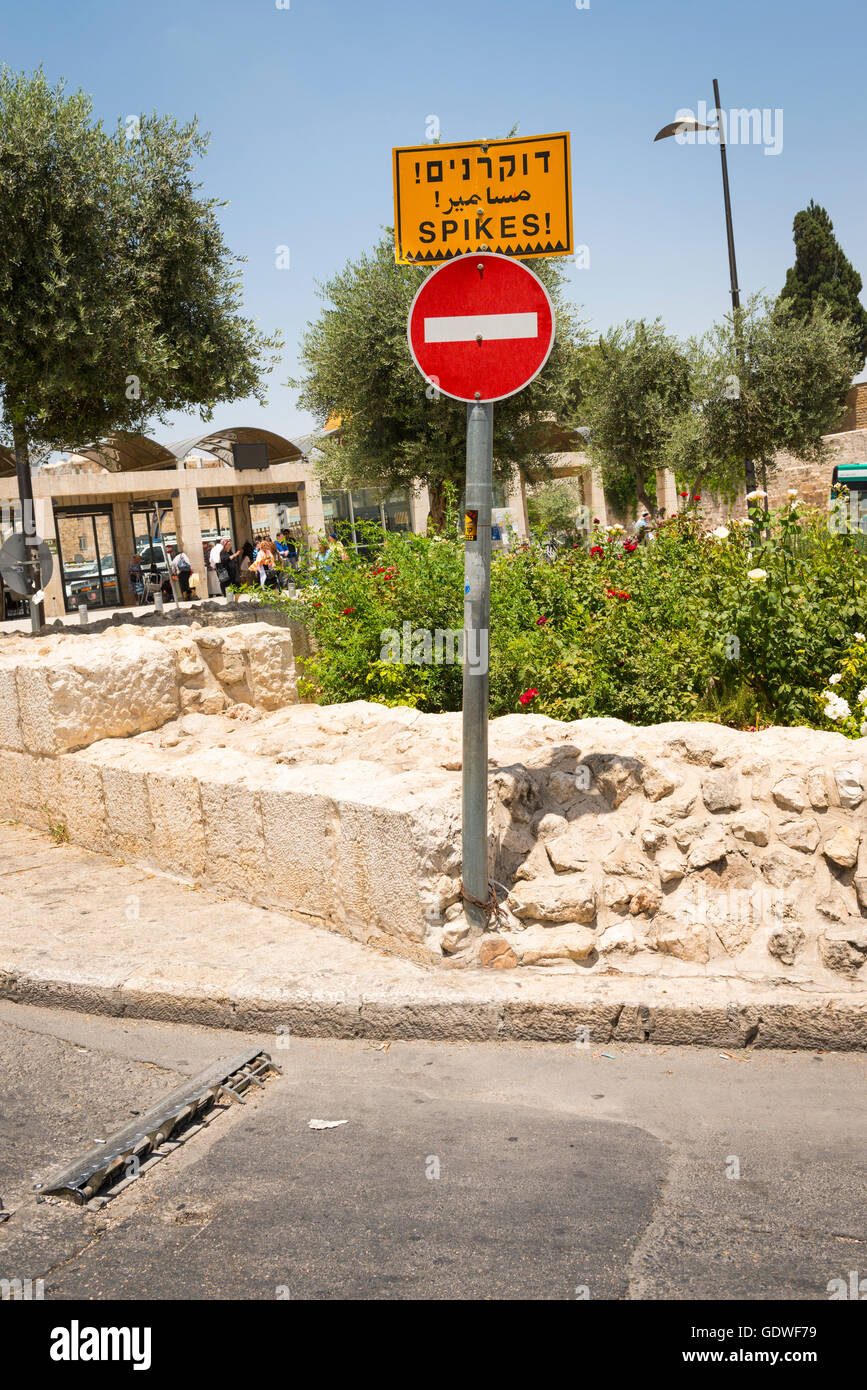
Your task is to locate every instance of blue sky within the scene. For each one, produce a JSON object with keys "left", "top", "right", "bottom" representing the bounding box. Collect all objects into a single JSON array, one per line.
[{"left": 3, "top": 0, "right": 865, "bottom": 443}]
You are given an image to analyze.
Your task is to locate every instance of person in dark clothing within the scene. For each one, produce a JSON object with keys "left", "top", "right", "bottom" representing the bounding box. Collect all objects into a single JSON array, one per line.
[{"left": 128, "top": 554, "right": 144, "bottom": 604}]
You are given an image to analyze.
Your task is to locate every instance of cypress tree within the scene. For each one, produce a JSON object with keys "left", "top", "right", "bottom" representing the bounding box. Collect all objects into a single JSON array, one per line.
[{"left": 779, "top": 201, "right": 867, "bottom": 369}]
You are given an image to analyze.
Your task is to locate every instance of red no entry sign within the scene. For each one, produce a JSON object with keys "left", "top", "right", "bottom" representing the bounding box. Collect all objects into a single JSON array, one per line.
[{"left": 407, "top": 253, "right": 555, "bottom": 403}]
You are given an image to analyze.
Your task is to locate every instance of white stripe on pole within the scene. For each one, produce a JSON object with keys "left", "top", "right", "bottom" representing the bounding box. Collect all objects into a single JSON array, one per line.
[{"left": 424, "top": 311, "right": 538, "bottom": 344}]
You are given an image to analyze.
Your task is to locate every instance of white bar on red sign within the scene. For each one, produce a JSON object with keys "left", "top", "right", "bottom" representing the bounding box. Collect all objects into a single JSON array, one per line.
[{"left": 424, "top": 311, "right": 538, "bottom": 344}]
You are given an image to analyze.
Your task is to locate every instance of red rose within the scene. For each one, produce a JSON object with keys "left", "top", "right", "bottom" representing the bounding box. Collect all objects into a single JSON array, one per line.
[
  {"left": 590, "top": 545, "right": 603, "bottom": 557},
  {"left": 694, "top": 494, "right": 702, "bottom": 501},
  {"left": 536, "top": 616, "right": 548, "bottom": 626},
  {"left": 341, "top": 607, "right": 356, "bottom": 615},
  {"left": 519, "top": 688, "right": 538, "bottom": 706}
]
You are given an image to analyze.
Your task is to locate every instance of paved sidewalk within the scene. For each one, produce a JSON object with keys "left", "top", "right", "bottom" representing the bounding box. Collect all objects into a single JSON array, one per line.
[{"left": 0, "top": 822, "right": 865, "bottom": 1048}]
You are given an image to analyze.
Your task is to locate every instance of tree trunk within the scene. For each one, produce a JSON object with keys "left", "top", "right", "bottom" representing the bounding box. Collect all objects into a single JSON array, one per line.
[
  {"left": 634, "top": 469, "right": 659, "bottom": 520},
  {"left": 11, "top": 423, "right": 45, "bottom": 632},
  {"left": 426, "top": 477, "right": 448, "bottom": 533}
]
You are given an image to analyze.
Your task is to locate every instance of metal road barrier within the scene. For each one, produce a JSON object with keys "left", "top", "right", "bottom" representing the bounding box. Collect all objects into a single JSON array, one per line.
[{"left": 36, "top": 1049, "right": 280, "bottom": 1205}]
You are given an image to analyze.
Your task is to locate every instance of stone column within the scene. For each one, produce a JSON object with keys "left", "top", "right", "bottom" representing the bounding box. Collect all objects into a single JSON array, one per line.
[
  {"left": 583, "top": 465, "right": 608, "bottom": 527},
  {"left": 174, "top": 485, "right": 205, "bottom": 596},
  {"left": 655, "top": 467, "right": 679, "bottom": 519},
  {"left": 301, "top": 478, "right": 326, "bottom": 548},
  {"left": 33, "top": 496, "right": 65, "bottom": 619},
  {"left": 506, "top": 474, "right": 529, "bottom": 538},
  {"left": 410, "top": 485, "right": 430, "bottom": 534},
  {"left": 109, "top": 500, "right": 136, "bottom": 608}
]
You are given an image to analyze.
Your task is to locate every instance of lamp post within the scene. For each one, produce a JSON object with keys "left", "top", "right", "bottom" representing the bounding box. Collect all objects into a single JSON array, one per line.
[{"left": 654, "top": 79, "right": 757, "bottom": 498}]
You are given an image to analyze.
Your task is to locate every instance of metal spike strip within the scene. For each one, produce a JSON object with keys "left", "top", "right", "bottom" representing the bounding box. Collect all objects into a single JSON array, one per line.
[{"left": 35, "top": 1049, "right": 281, "bottom": 1205}]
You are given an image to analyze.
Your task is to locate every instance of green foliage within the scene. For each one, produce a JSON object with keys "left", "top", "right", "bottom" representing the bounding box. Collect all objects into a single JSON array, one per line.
[
  {"left": 0, "top": 67, "right": 281, "bottom": 455},
  {"left": 662, "top": 296, "right": 857, "bottom": 497},
  {"left": 255, "top": 498, "right": 867, "bottom": 732},
  {"left": 778, "top": 201, "right": 867, "bottom": 370},
  {"left": 580, "top": 319, "right": 691, "bottom": 516},
  {"left": 811, "top": 637, "right": 867, "bottom": 738},
  {"left": 288, "top": 232, "right": 586, "bottom": 526},
  {"left": 525, "top": 478, "right": 583, "bottom": 534}
]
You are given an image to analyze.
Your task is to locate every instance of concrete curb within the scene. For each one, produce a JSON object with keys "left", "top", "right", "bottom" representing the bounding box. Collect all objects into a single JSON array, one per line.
[{"left": 2, "top": 962, "right": 866, "bottom": 1050}]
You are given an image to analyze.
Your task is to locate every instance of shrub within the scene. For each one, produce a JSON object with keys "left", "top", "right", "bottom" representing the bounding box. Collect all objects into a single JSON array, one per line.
[{"left": 255, "top": 494, "right": 867, "bottom": 731}]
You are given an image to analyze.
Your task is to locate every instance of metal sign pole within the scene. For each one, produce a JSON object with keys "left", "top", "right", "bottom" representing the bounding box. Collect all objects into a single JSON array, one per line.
[{"left": 462, "top": 400, "right": 493, "bottom": 928}]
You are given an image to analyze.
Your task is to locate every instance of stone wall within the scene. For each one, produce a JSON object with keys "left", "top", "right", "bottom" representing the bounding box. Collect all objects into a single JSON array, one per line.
[{"left": 0, "top": 629, "right": 864, "bottom": 990}]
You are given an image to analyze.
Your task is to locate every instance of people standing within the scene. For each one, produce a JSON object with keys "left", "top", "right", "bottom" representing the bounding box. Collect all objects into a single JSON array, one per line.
[
  {"left": 171, "top": 548, "right": 194, "bottom": 599},
  {"left": 128, "top": 553, "right": 144, "bottom": 604}
]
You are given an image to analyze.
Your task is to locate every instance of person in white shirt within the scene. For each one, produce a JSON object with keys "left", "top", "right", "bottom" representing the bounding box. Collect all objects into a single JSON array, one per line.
[{"left": 171, "top": 550, "right": 193, "bottom": 599}]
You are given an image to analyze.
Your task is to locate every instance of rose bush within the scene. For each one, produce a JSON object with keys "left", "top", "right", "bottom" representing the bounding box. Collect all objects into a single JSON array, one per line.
[{"left": 240, "top": 497, "right": 867, "bottom": 731}]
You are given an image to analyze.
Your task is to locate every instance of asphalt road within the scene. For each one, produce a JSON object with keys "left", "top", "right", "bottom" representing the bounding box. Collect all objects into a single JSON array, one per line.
[{"left": 0, "top": 999, "right": 865, "bottom": 1301}]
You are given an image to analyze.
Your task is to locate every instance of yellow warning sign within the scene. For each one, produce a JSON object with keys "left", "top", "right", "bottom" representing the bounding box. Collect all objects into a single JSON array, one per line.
[{"left": 393, "top": 132, "right": 572, "bottom": 265}]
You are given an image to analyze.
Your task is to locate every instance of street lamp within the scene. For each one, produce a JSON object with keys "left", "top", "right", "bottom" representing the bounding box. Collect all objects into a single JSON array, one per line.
[
  {"left": 654, "top": 78, "right": 740, "bottom": 317},
  {"left": 655, "top": 78, "right": 757, "bottom": 498}
]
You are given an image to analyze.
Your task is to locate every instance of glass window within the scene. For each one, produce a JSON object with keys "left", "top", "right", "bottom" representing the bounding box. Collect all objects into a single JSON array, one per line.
[
  {"left": 55, "top": 511, "right": 119, "bottom": 612},
  {"left": 383, "top": 490, "right": 412, "bottom": 533}
]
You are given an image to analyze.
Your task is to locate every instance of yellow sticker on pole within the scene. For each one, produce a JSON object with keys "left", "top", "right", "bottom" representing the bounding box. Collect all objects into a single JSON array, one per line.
[{"left": 393, "top": 132, "right": 573, "bottom": 265}]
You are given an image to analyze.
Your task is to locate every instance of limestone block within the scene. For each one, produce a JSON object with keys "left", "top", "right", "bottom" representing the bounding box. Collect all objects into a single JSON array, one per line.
[
  {"left": 147, "top": 769, "right": 207, "bottom": 880},
  {"left": 55, "top": 756, "right": 108, "bottom": 852},
  {"left": 333, "top": 797, "right": 430, "bottom": 946},
  {"left": 199, "top": 776, "right": 268, "bottom": 899},
  {"left": 478, "top": 935, "right": 519, "bottom": 969},
  {"left": 772, "top": 776, "right": 810, "bottom": 813},
  {"left": 100, "top": 762, "right": 154, "bottom": 860},
  {"left": 820, "top": 927, "right": 867, "bottom": 978},
  {"left": 701, "top": 771, "right": 741, "bottom": 812},
  {"left": 0, "top": 667, "right": 23, "bottom": 752},
  {"left": 656, "top": 850, "right": 685, "bottom": 884},
  {"left": 777, "top": 817, "right": 820, "bottom": 854},
  {"left": 583, "top": 752, "right": 643, "bottom": 806},
  {"left": 509, "top": 924, "right": 596, "bottom": 966},
  {"left": 597, "top": 922, "right": 639, "bottom": 955},
  {"left": 15, "top": 640, "right": 179, "bottom": 755},
  {"left": 0, "top": 749, "right": 32, "bottom": 820},
  {"left": 822, "top": 825, "right": 861, "bottom": 869},
  {"left": 834, "top": 763, "right": 864, "bottom": 810},
  {"left": 650, "top": 915, "right": 710, "bottom": 963},
  {"left": 508, "top": 876, "right": 597, "bottom": 924},
  {"left": 640, "top": 761, "right": 679, "bottom": 802},
  {"left": 243, "top": 629, "right": 298, "bottom": 709},
  {"left": 729, "top": 810, "right": 770, "bottom": 846},
  {"left": 805, "top": 768, "right": 829, "bottom": 810}
]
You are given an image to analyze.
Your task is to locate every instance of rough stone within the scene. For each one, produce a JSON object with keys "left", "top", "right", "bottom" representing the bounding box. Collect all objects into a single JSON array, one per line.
[
  {"left": 823, "top": 825, "right": 861, "bottom": 869},
  {"left": 650, "top": 916, "right": 711, "bottom": 964},
  {"left": 729, "top": 810, "right": 771, "bottom": 847},
  {"left": 701, "top": 772, "right": 741, "bottom": 813},
  {"left": 641, "top": 762, "right": 679, "bottom": 802},
  {"left": 772, "top": 776, "right": 810, "bottom": 814},
  {"left": 508, "top": 877, "right": 597, "bottom": 925},
  {"left": 777, "top": 817, "right": 821, "bottom": 854},
  {"left": 510, "top": 925, "right": 597, "bottom": 966},
  {"left": 478, "top": 935, "right": 519, "bottom": 970},
  {"left": 834, "top": 763, "right": 864, "bottom": 810},
  {"left": 768, "top": 925, "right": 805, "bottom": 966}
]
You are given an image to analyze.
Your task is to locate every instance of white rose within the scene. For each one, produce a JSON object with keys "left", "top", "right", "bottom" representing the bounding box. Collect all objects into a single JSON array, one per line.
[
  {"left": 747, "top": 568, "right": 768, "bottom": 582},
  {"left": 829, "top": 673, "right": 842, "bottom": 685},
  {"left": 858, "top": 688, "right": 867, "bottom": 705},
  {"left": 712, "top": 526, "right": 729, "bottom": 540},
  {"left": 854, "top": 633, "right": 865, "bottom": 642},
  {"left": 745, "top": 489, "right": 767, "bottom": 502}
]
